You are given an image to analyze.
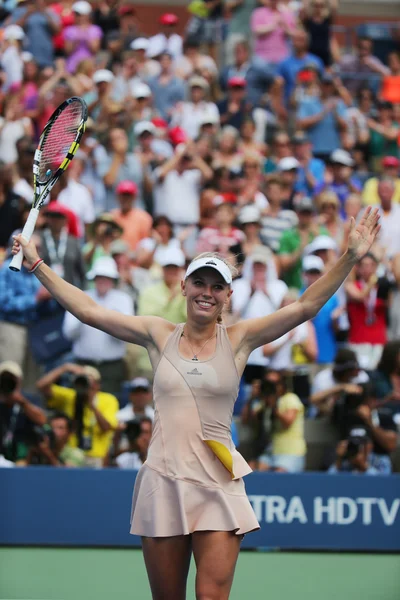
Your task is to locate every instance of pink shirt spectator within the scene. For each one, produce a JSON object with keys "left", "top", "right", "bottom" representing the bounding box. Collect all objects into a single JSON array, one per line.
[
  {"left": 196, "top": 227, "right": 245, "bottom": 257},
  {"left": 251, "top": 7, "right": 295, "bottom": 63},
  {"left": 64, "top": 24, "right": 102, "bottom": 73}
]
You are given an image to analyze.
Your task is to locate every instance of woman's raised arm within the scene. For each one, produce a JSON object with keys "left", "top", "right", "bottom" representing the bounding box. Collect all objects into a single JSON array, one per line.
[{"left": 12, "top": 234, "right": 163, "bottom": 348}]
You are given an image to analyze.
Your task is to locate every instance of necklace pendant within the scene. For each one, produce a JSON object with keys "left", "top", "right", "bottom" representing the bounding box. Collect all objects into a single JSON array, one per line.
[{"left": 192, "top": 356, "right": 198, "bottom": 361}]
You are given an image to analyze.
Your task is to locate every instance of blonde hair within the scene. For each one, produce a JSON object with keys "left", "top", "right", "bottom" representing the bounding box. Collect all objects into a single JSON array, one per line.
[{"left": 186, "top": 252, "right": 238, "bottom": 323}]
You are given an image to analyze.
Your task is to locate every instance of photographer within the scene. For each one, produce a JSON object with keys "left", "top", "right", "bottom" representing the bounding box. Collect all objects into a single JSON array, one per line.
[
  {"left": 333, "top": 382, "right": 398, "bottom": 474},
  {"left": 27, "top": 412, "right": 85, "bottom": 467},
  {"left": 115, "top": 416, "right": 152, "bottom": 470},
  {"left": 0, "top": 361, "right": 47, "bottom": 463},
  {"left": 36, "top": 362, "right": 118, "bottom": 468},
  {"left": 328, "top": 432, "right": 378, "bottom": 475}
]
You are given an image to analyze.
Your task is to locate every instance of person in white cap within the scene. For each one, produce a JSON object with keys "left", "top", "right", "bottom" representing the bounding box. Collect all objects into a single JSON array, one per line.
[
  {"left": 170, "top": 76, "right": 219, "bottom": 140},
  {"left": 62, "top": 256, "right": 134, "bottom": 394},
  {"left": 1, "top": 25, "right": 25, "bottom": 91},
  {"left": 130, "top": 37, "right": 160, "bottom": 79},
  {"left": 64, "top": 1, "right": 102, "bottom": 73},
  {"left": 111, "top": 52, "right": 141, "bottom": 103},
  {"left": 13, "top": 205, "right": 381, "bottom": 598}
]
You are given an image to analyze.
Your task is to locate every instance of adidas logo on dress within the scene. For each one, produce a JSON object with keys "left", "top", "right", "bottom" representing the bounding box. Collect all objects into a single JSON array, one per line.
[{"left": 187, "top": 367, "right": 202, "bottom": 375}]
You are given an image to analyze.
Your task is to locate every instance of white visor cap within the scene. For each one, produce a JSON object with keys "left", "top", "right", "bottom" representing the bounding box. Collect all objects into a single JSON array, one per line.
[{"left": 185, "top": 257, "right": 232, "bottom": 285}]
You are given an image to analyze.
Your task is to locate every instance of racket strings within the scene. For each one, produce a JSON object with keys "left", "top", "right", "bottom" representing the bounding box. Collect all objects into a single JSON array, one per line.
[{"left": 39, "top": 102, "right": 84, "bottom": 182}]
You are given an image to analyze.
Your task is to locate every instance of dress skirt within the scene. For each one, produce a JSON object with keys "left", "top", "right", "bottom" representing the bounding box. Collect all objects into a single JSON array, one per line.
[{"left": 130, "top": 463, "right": 260, "bottom": 538}]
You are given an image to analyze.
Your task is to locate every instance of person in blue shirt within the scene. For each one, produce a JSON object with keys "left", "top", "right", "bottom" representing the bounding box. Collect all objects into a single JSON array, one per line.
[
  {"left": 277, "top": 28, "right": 324, "bottom": 106},
  {"left": 314, "top": 149, "right": 362, "bottom": 217},
  {"left": 147, "top": 52, "right": 186, "bottom": 121},
  {"left": 296, "top": 72, "right": 348, "bottom": 161},
  {"left": 292, "top": 131, "right": 325, "bottom": 196},
  {"left": 7, "top": 0, "right": 60, "bottom": 68},
  {"left": 219, "top": 38, "right": 275, "bottom": 106},
  {"left": 301, "top": 255, "right": 339, "bottom": 366}
]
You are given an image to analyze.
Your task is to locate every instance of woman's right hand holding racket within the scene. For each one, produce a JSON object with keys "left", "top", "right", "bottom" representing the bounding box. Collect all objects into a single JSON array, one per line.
[{"left": 12, "top": 234, "right": 40, "bottom": 271}]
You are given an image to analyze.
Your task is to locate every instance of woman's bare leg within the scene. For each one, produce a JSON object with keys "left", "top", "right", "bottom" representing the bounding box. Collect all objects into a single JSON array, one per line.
[
  {"left": 142, "top": 535, "right": 192, "bottom": 600},
  {"left": 192, "top": 530, "right": 242, "bottom": 600}
]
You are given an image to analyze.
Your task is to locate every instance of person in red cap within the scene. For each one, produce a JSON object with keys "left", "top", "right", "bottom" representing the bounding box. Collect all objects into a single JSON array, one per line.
[
  {"left": 217, "top": 76, "right": 252, "bottom": 131},
  {"left": 41, "top": 203, "right": 85, "bottom": 287},
  {"left": 147, "top": 12, "right": 182, "bottom": 59},
  {"left": 362, "top": 156, "right": 400, "bottom": 206},
  {"left": 111, "top": 180, "right": 153, "bottom": 252},
  {"left": 196, "top": 193, "right": 245, "bottom": 256}
]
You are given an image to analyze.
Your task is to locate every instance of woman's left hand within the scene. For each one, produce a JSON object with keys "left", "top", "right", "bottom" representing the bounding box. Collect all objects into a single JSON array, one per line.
[{"left": 347, "top": 206, "right": 380, "bottom": 261}]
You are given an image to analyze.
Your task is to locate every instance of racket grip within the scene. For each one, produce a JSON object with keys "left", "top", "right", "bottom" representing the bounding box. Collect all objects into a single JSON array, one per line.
[{"left": 9, "top": 208, "right": 40, "bottom": 272}]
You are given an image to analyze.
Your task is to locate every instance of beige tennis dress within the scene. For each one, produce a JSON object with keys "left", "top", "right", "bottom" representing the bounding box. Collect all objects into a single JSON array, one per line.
[{"left": 130, "top": 323, "right": 260, "bottom": 537}]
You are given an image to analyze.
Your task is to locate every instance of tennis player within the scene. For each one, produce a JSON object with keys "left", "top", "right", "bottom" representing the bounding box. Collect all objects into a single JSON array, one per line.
[{"left": 12, "top": 207, "right": 380, "bottom": 600}]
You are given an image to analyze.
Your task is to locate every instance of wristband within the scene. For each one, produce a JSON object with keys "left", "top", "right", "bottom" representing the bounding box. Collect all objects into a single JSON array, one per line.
[{"left": 29, "top": 258, "right": 44, "bottom": 273}]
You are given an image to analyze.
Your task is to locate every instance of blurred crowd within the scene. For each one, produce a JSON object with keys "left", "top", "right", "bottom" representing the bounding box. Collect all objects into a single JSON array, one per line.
[{"left": 0, "top": 0, "right": 400, "bottom": 476}]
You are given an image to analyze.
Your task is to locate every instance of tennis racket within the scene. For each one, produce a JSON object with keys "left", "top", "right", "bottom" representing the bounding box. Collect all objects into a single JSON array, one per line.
[{"left": 9, "top": 96, "right": 88, "bottom": 272}]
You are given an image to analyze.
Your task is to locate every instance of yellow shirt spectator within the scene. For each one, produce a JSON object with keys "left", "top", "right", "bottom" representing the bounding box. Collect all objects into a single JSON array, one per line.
[
  {"left": 48, "top": 384, "right": 118, "bottom": 459},
  {"left": 362, "top": 177, "right": 400, "bottom": 205},
  {"left": 272, "top": 393, "right": 306, "bottom": 457}
]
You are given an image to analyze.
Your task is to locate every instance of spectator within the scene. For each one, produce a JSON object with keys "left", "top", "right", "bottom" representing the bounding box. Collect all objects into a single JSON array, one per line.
[
  {"left": 345, "top": 253, "right": 391, "bottom": 370},
  {"left": 117, "top": 377, "right": 155, "bottom": 423},
  {"left": 367, "top": 101, "right": 399, "bottom": 173},
  {"left": 147, "top": 51, "right": 186, "bottom": 121},
  {"left": 171, "top": 76, "right": 219, "bottom": 140},
  {"left": 62, "top": 257, "right": 133, "bottom": 394},
  {"left": 277, "top": 27, "right": 324, "bottom": 106},
  {"left": 110, "top": 51, "right": 140, "bottom": 104},
  {"left": 196, "top": 194, "right": 245, "bottom": 256},
  {"left": 310, "top": 348, "right": 368, "bottom": 417},
  {"left": 260, "top": 175, "right": 298, "bottom": 252},
  {"left": 338, "top": 36, "right": 389, "bottom": 96},
  {"left": 315, "top": 191, "right": 345, "bottom": 249},
  {"left": 292, "top": 130, "right": 326, "bottom": 196},
  {"left": 0, "top": 360, "right": 47, "bottom": 463},
  {"left": 264, "top": 130, "right": 292, "bottom": 175},
  {"left": 362, "top": 156, "right": 400, "bottom": 205},
  {"left": 213, "top": 126, "right": 242, "bottom": 170},
  {"left": 152, "top": 142, "right": 213, "bottom": 247},
  {"left": 369, "top": 341, "right": 400, "bottom": 423},
  {"left": 389, "top": 259, "right": 400, "bottom": 341},
  {"left": 251, "top": 0, "right": 296, "bottom": 66},
  {"left": 115, "top": 415, "right": 152, "bottom": 469},
  {"left": 217, "top": 76, "right": 252, "bottom": 132},
  {"left": 301, "top": 254, "right": 340, "bottom": 369},
  {"left": 148, "top": 12, "right": 182, "bottom": 60},
  {"left": 328, "top": 434, "right": 378, "bottom": 475},
  {"left": 220, "top": 38, "right": 274, "bottom": 106},
  {"left": 40, "top": 202, "right": 85, "bottom": 287},
  {"left": 56, "top": 167, "right": 95, "bottom": 238},
  {"left": 375, "top": 178, "right": 400, "bottom": 258},
  {"left": 315, "top": 149, "right": 362, "bottom": 216},
  {"left": 37, "top": 363, "right": 119, "bottom": 467},
  {"left": 137, "top": 247, "right": 187, "bottom": 324},
  {"left": 0, "top": 94, "right": 34, "bottom": 164},
  {"left": 0, "top": 24, "right": 25, "bottom": 91},
  {"left": 257, "top": 378, "right": 306, "bottom": 472},
  {"left": 332, "top": 382, "right": 397, "bottom": 474},
  {"left": 97, "top": 127, "right": 144, "bottom": 211},
  {"left": 174, "top": 36, "right": 217, "bottom": 82},
  {"left": 135, "top": 215, "right": 186, "bottom": 271},
  {"left": 231, "top": 248, "right": 288, "bottom": 380},
  {"left": 10, "top": 0, "right": 60, "bottom": 67},
  {"left": 110, "top": 180, "right": 152, "bottom": 253},
  {"left": 0, "top": 234, "right": 49, "bottom": 374},
  {"left": 300, "top": 0, "right": 338, "bottom": 67},
  {"left": 27, "top": 411, "right": 86, "bottom": 467},
  {"left": 295, "top": 72, "right": 348, "bottom": 162},
  {"left": 0, "top": 164, "right": 24, "bottom": 252},
  {"left": 64, "top": 1, "right": 102, "bottom": 74},
  {"left": 82, "top": 212, "right": 123, "bottom": 270},
  {"left": 380, "top": 51, "right": 400, "bottom": 105},
  {"left": 278, "top": 196, "right": 327, "bottom": 289},
  {"left": 224, "top": 1, "right": 257, "bottom": 64}
]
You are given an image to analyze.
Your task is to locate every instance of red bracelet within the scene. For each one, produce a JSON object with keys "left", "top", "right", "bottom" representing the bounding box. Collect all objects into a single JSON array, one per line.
[{"left": 29, "top": 258, "right": 44, "bottom": 273}]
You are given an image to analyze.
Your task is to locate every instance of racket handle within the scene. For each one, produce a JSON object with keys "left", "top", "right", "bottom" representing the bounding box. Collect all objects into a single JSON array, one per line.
[{"left": 9, "top": 208, "right": 40, "bottom": 272}]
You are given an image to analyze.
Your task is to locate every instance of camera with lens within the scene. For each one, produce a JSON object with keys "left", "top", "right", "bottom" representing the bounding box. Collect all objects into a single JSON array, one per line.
[
  {"left": 104, "top": 225, "right": 114, "bottom": 237},
  {"left": 344, "top": 436, "right": 365, "bottom": 460},
  {"left": 0, "top": 372, "right": 18, "bottom": 395},
  {"left": 74, "top": 374, "right": 91, "bottom": 393},
  {"left": 125, "top": 419, "right": 142, "bottom": 445},
  {"left": 24, "top": 424, "right": 56, "bottom": 449}
]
